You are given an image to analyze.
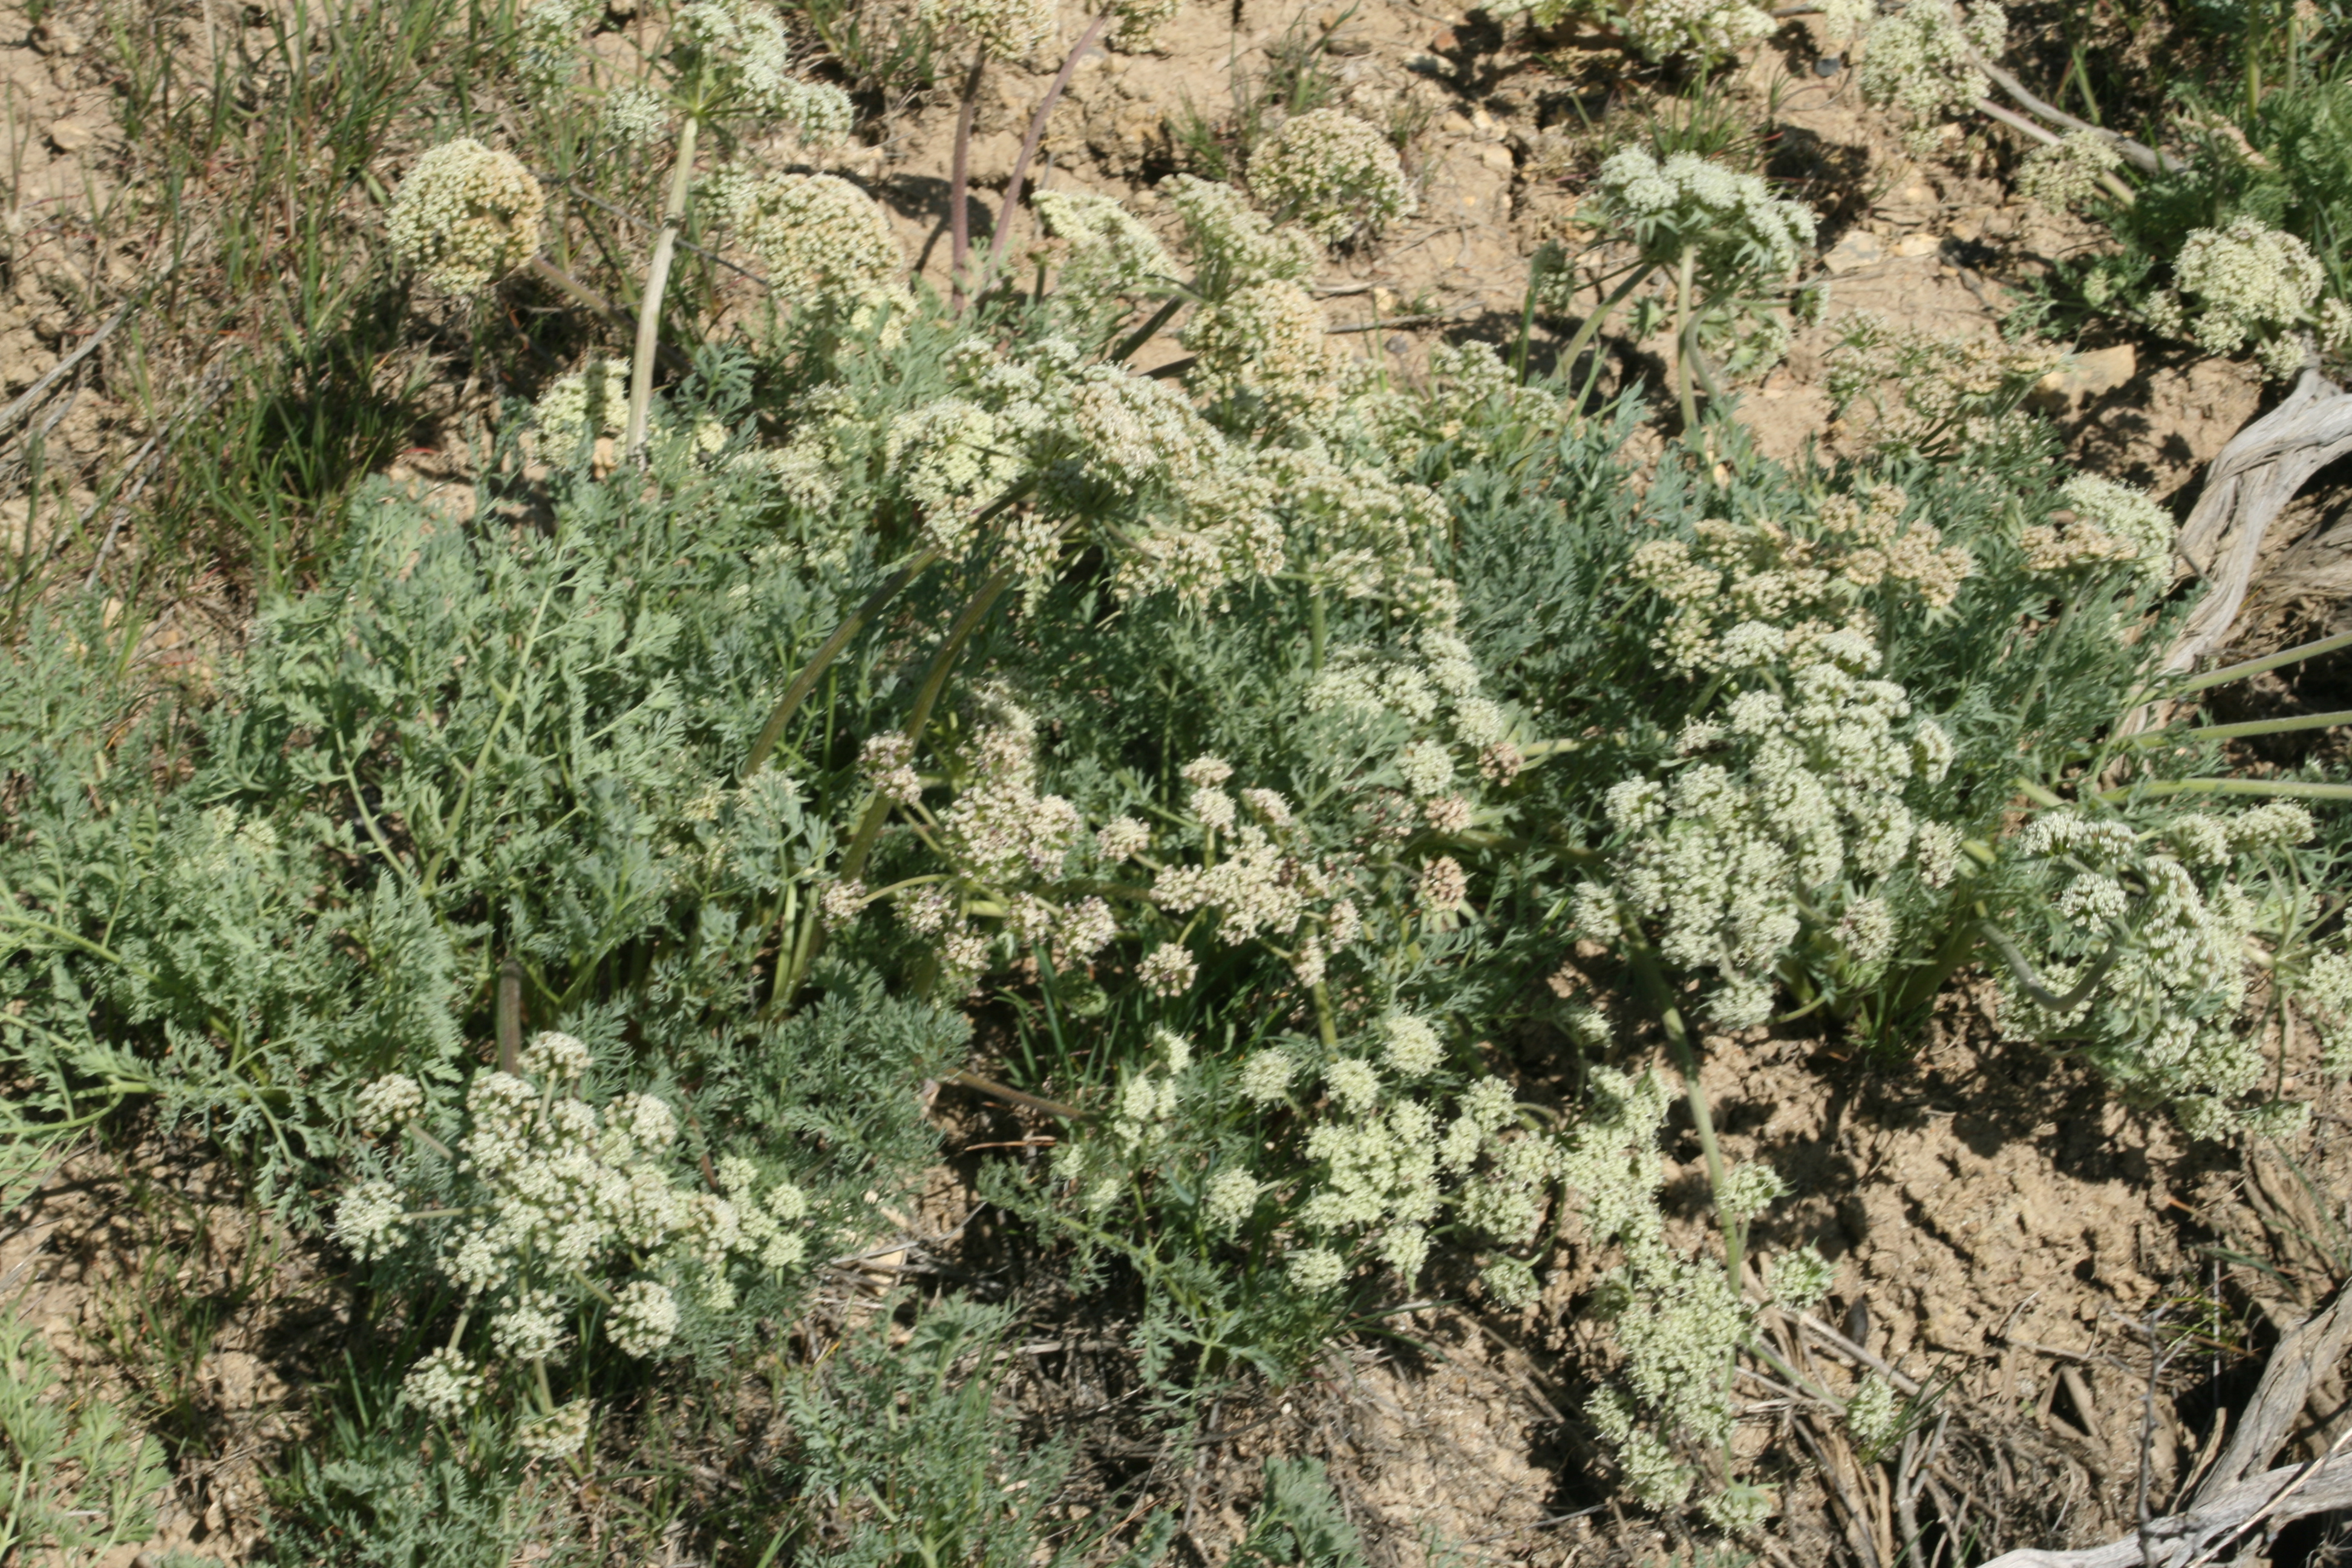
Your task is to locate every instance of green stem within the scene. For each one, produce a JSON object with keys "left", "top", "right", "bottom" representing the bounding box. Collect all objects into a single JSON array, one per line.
[
  {"left": 402, "top": 1123, "right": 456, "bottom": 1161},
  {"left": 1887, "top": 904, "right": 1987, "bottom": 1021},
  {"left": 1312, "top": 981, "right": 1339, "bottom": 1048},
  {"left": 1112, "top": 293, "right": 1189, "bottom": 364},
  {"left": 1514, "top": 252, "right": 1542, "bottom": 385},
  {"left": 1556, "top": 261, "right": 1658, "bottom": 384},
  {"left": 2126, "top": 707, "right": 2352, "bottom": 748},
  {"left": 777, "top": 559, "right": 1030, "bottom": 1005},
  {"left": 1621, "top": 938, "right": 1736, "bottom": 1282},
  {"left": 2171, "top": 627, "right": 2352, "bottom": 696},
  {"left": 624, "top": 113, "right": 699, "bottom": 460},
  {"left": 743, "top": 549, "right": 942, "bottom": 779},
  {"left": 1673, "top": 246, "right": 1700, "bottom": 436},
  {"left": 423, "top": 535, "right": 572, "bottom": 892},
  {"left": 839, "top": 563, "right": 1020, "bottom": 887},
  {"left": 2096, "top": 777, "right": 2352, "bottom": 805}
]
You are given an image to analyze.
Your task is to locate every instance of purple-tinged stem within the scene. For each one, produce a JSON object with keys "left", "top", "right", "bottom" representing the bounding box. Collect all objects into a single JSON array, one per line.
[
  {"left": 986, "top": 9, "right": 1111, "bottom": 279},
  {"left": 947, "top": 50, "right": 988, "bottom": 310}
]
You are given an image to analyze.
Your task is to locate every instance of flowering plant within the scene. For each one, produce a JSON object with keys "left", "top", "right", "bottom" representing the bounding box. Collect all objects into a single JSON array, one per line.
[{"left": 334, "top": 1034, "right": 814, "bottom": 1455}]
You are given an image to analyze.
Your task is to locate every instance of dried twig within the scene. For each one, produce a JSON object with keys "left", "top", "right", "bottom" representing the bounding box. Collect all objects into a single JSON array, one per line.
[
  {"left": 2159, "top": 365, "right": 2352, "bottom": 681},
  {"left": 1798, "top": 1311, "right": 1923, "bottom": 1397},
  {"left": 2192, "top": 1279, "right": 2352, "bottom": 1505},
  {"left": 1976, "top": 1427, "right": 2352, "bottom": 1564}
]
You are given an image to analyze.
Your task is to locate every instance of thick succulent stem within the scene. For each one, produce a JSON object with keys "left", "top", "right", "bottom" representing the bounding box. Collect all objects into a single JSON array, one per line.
[{"left": 624, "top": 114, "right": 699, "bottom": 460}]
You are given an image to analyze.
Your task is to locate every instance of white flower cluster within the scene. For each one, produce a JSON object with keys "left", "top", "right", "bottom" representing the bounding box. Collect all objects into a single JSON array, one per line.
[
  {"left": 1248, "top": 109, "right": 1414, "bottom": 245},
  {"left": 603, "top": 84, "right": 670, "bottom": 146},
  {"left": 1031, "top": 189, "right": 1177, "bottom": 316},
  {"left": 534, "top": 358, "right": 631, "bottom": 452},
  {"left": 1583, "top": 639, "right": 1951, "bottom": 1025},
  {"left": 515, "top": 1399, "right": 592, "bottom": 1459},
  {"left": 607, "top": 1278, "right": 681, "bottom": 1357},
  {"left": 2146, "top": 218, "right": 2344, "bottom": 381},
  {"left": 676, "top": 0, "right": 854, "bottom": 138},
  {"left": 336, "top": 1040, "right": 813, "bottom": 1437},
  {"left": 1163, "top": 174, "right": 1319, "bottom": 302},
  {"left": 1564, "top": 1069, "right": 1758, "bottom": 1515},
  {"left": 890, "top": 699, "right": 1126, "bottom": 993},
  {"left": 1628, "top": 492, "right": 1970, "bottom": 679},
  {"left": 2018, "top": 473, "right": 2173, "bottom": 584},
  {"left": 1997, "top": 807, "right": 2313, "bottom": 1135},
  {"left": 1486, "top": 0, "right": 1772, "bottom": 61},
  {"left": 386, "top": 138, "right": 544, "bottom": 295},
  {"left": 1854, "top": 0, "right": 2008, "bottom": 148},
  {"left": 2015, "top": 130, "right": 2122, "bottom": 212},
  {"left": 920, "top": 0, "right": 1053, "bottom": 59},
  {"left": 1824, "top": 313, "right": 2066, "bottom": 459},
  {"left": 1105, "top": 0, "right": 1179, "bottom": 50},
  {"left": 355, "top": 1072, "right": 426, "bottom": 1133},
  {"left": 1181, "top": 279, "right": 1336, "bottom": 420},
  {"left": 515, "top": 0, "right": 593, "bottom": 87},
  {"left": 402, "top": 1345, "right": 483, "bottom": 1420},
  {"left": 886, "top": 396, "right": 1025, "bottom": 552},
  {"left": 714, "top": 172, "right": 904, "bottom": 315},
  {"left": 1589, "top": 148, "right": 1816, "bottom": 280},
  {"left": 1217, "top": 1059, "right": 1561, "bottom": 1300},
  {"left": 935, "top": 336, "right": 1256, "bottom": 605},
  {"left": 2302, "top": 950, "right": 2352, "bottom": 1073}
]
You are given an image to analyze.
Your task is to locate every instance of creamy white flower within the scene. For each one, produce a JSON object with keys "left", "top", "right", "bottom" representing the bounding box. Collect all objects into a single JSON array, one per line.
[{"left": 387, "top": 139, "right": 543, "bottom": 293}]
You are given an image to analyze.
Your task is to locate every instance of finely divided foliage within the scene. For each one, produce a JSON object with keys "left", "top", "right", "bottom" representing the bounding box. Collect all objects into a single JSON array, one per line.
[{"left": 3, "top": 0, "right": 2351, "bottom": 1557}]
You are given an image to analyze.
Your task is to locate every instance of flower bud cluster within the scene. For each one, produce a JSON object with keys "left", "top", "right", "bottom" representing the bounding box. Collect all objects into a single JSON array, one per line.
[
  {"left": 387, "top": 139, "right": 544, "bottom": 295},
  {"left": 534, "top": 359, "right": 631, "bottom": 453},
  {"left": 1563, "top": 1068, "right": 1806, "bottom": 1521},
  {"left": 676, "top": 0, "right": 854, "bottom": 136},
  {"left": 1628, "top": 492, "right": 1970, "bottom": 675},
  {"left": 1161, "top": 174, "right": 1319, "bottom": 302},
  {"left": 1996, "top": 806, "right": 2314, "bottom": 1134},
  {"left": 1486, "top": 0, "right": 1772, "bottom": 62},
  {"left": 1247, "top": 109, "right": 1413, "bottom": 245},
  {"left": 920, "top": 0, "right": 1054, "bottom": 59},
  {"left": 1824, "top": 313, "right": 2066, "bottom": 459},
  {"left": 1033, "top": 189, "right": 1178, "bottom": 317},
  {"left": 2016, "top": 131, "right": 2122, "bottom": 212},
  {"left": 1584, "top": 515, "right": 1965, "bottom": 1025},
  {"left": 336, "top": 1044, "right": 811, "bottom": 1437},
  {"left": 1588, "top": 148, "right": 1816, "bottom": 281},
  {"left": 1854, "top": 0, "right": 2008, "bottom": 149},
  {"left": 714, "top": 172, "right": 904, "bottom": 315},
  {"left": 2145, "top": 218, "right": 2345, "bottom": 381},
  {"left": 2019, "top": 474, "right": 2174, "bottom": 584}
]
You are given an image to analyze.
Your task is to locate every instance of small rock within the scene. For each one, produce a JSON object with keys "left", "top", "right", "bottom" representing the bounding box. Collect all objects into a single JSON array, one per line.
[
  {"left": 1821, "top": 230, "right": 1886, "bottom": 274},
  {"left": 1814, "top": 53, "right": 1841, "bottom": 75},
  {"left": 46, "top": 120, "right": 96, "bottom": 154},
  {"left": 2030, "top": 343, "right": 2138, "bottom": 413},
  {"left": 32, "top": 21, "right": 83, "bottom": 54},
  {"left": 1892, "top": 232, "right": 1942, "bottom": 258},
  {"left": 1476, "top": 143, "right": 1512, "bottom": 174}
]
